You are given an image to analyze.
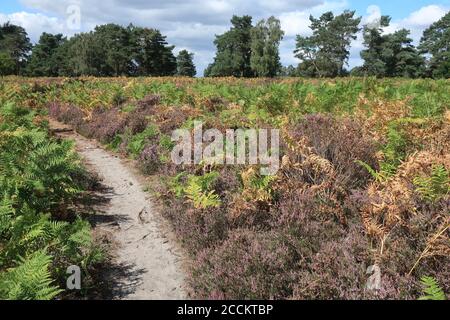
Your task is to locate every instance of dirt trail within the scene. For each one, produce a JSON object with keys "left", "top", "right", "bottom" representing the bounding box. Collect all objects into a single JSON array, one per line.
[{"left": 50, "top": 120, "right": 186, "bottom": 300}]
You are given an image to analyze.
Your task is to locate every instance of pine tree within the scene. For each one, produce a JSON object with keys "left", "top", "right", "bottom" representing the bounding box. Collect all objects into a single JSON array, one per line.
[
  {"left": 419, "top": 11, "right": 450, "bottom": 78},
  {"left": 131, "top": 27, "right": 177, "bottom": 76},
  {"left": 26, "top": 33, "right": 67, "bottom": 76},
  {"left": 206, "top": 15, "right": 254, "bottom": 77},
  {"left": 294, "top": 11, "right": 361, "bottom": 77},
  {"left": 356, "top": 16, "right": 424, "bottom": 78},
  {"left": 176, "top": 50, "right": 196, "bottom": 77},
  {"left": 0, "top": 22, "right": 32, "bottom": 75}
]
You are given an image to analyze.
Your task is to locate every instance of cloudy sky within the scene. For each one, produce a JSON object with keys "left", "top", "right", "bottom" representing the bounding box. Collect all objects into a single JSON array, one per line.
[{"left": 1, "top": 0, "right": 449, "bottom": 75}]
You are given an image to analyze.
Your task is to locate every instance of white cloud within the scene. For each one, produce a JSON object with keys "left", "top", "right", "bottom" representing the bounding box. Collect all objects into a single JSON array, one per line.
[
  {"left": 366, "top": 5, "right": 381, "bottom": 22},
  {"left": 405, "top": 4, "right": 448, "bottom": 27},
  {"left": 0, "top": 12, "right": 66, "bottom": 42},
  {"left": 279, "top": 11, "right": 312, "bottom": 37}
]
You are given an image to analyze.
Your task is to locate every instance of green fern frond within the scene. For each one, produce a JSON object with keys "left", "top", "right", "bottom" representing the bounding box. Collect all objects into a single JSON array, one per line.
[
  {"left": 185, "top": 181, "right": 221, "bottom": 209},
  {"left": 413, "top": 165, "right": 450, "bottom": 202},
  {"left": 356, "top": 160, "right": 391, "bottom": 183},
  {"left": 0, "top": 196, "right": 14, "bottom": 234},
  {"left": 0, "top": 250, "right": 62, "bottom": 300},
  {"left": 418, "top": 276, "right": 446, "bottom": 300},
  {"left": 170, "top": 171, "right": 221, "bottom": 209}
]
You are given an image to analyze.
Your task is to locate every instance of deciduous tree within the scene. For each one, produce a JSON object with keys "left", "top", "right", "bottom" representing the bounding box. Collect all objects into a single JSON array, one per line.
[{"left": 250, "top": 16, "right": 284, "bottom": 77}]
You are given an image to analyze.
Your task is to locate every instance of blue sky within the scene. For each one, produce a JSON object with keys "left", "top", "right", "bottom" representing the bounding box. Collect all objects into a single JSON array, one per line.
[
  {"left": 1, "top": 0, "right": 449, "bottom": 75},
  {"left": 0, "top": 2, "right": 20, "bottom": 13}
]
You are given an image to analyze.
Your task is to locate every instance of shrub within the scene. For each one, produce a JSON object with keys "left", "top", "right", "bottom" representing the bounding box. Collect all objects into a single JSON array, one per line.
[
  {"left": 124, "top": 96, "right": 159, "bottom": 135},
  {"left": 292, "top": 226, "right": 371, "bottom": 300},
  {"left": 34, "top": 78, "right": 450, "bottom": 300},
  {"left": 191, "top": 229, "right": 298, "bottom": 299},
  {"left": 161, "top": 197, "right": 228, "bottom": 254},
  {"left": 139, "top": 144, "right": 161, "bottom": 175},
  {"left": 48, "top": 102, "right": 86, "bottom": 130},
  {"left": 290, "top": 114, "right": 379, "bottom": 189},
  {"left": 126, "top": 125, "right": 159, "bottom": 157},
  {"left": 86, "top": 107, "right": 127, "bottom": 143},
  {"left": 125, "top": 109, "right": 150, "bottom": 135},
  {"left": 136, "top": 94, "right": 160, "bottom": 110},
  {"left": 353, "top": 151, "right": 449, "bottom": 297}
]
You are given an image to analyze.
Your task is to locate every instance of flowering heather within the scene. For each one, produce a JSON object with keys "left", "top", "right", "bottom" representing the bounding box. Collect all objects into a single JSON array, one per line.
[{"left": 40, "top": 77, "right": 450, "bottom": 300}]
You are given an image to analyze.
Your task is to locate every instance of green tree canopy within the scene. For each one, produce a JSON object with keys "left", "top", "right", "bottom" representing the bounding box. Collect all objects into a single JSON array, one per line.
[
  {"left": 93, "top": 24, "right": 134, "bottom": 76},
  {"left": 294, "top": 11, "right": 361, "bottom": 77},
  {"left": 205, "top": 15, "right": 254, "bottom": 77},
  {"left": 29, "top": 24, "right": 178, "bottom": 77},
  {"left": 0, "top": 22, "right": 32, "bottom": 75},
  {"left": 26, "top": 33, "right": 67, "bottom": 77},
  {"left": 356, "top": 16, "right": 424, "bottom": 78},
  {"left": 357, "top": 16, "right": 392, "bottom": 76},
  {"left": 0, "top": 52, "right": 15, "bottom": 76},
  {"left": 131, "top": 26, "right": 177, "bottom": 76},
  {"left": 250, "top": 16, "right": 284, "bottom": 77},
  {"left": 176, "top": 50, "right": 196, "bottom": 77},
  {"left": 278, "top": 65, "right": 298, "bottom": 77},
  {"left": 419, "top": 11, "right": 450, "bottom": 78},
  {"left": 64, "top": 32, "right": 103, "bottom": 76}
]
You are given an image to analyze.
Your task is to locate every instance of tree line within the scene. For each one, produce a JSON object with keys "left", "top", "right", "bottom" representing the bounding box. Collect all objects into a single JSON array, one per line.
[
  {"left": 0, "top": 10, "right": 449, "bottom": 78},
  {"left": 0, "top": 23, "right": 196, "bottom": 77}
]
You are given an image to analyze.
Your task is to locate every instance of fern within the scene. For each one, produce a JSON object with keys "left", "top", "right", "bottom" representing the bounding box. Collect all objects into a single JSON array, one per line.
[
  {"left": 359, "top": 121, "right": 409, "bottom": 181},
  {"left": 126, "top": 125, "right": 159, "bottom": 157},
  {"left": 185, "top": 183, "right": 221, "bottom": 209},
  {"left": 0, "top": 102, "right": 101, "bottom": 299},
  {"left": 418, "top": 276, "right": 446, "bottom": 300},
  {"left": 171, "top": 171, "right": 221, "bottom": 209},
  {"left": 193, "top": 171, "right": 220, "bottom": 191},
  {"left": 0, "top": 250, "right": 63, "bottom": 300},
  {"left": 383, "top": 123, "right": 407, "bottom": 166},
  {"left": 0, "top": 196, "right": 14, "bottom": 235},
  {"left": 67, "top": 219, "right": 92, "bottom": 249},
  {"left": 241, "top": 168, "right": 277, "bottom": 203},
  {"left": 356, "top": 122, "right": 408, "bottom": 182},
  {"left": 413, "top": 165, "right": 450, "bottom": 202},
  {"left": 169, "top": 172, "right": 188, "bottom": 198},
  {"left": 185, "top": 173, "right": 221, "bottom": 209},
  {"left": 356, "top": 160, "right": 388, "bottom": 183}
]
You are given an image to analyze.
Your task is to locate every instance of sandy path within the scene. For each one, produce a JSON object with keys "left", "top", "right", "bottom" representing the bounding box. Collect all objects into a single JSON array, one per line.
[{"left": 50, "top": 120, "right": 186, "bottom": 300}]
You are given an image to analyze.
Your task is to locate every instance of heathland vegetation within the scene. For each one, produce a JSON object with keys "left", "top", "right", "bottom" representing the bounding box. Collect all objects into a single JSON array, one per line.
[
  {"left": 0, "top": 76, "right": 448, "bottom": 299},
  {"left": 0, "top": 88, "right": 103, "bottom": 299},
  {"left": 0, "top": 6, "right": 449, "bottom": 302}
]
